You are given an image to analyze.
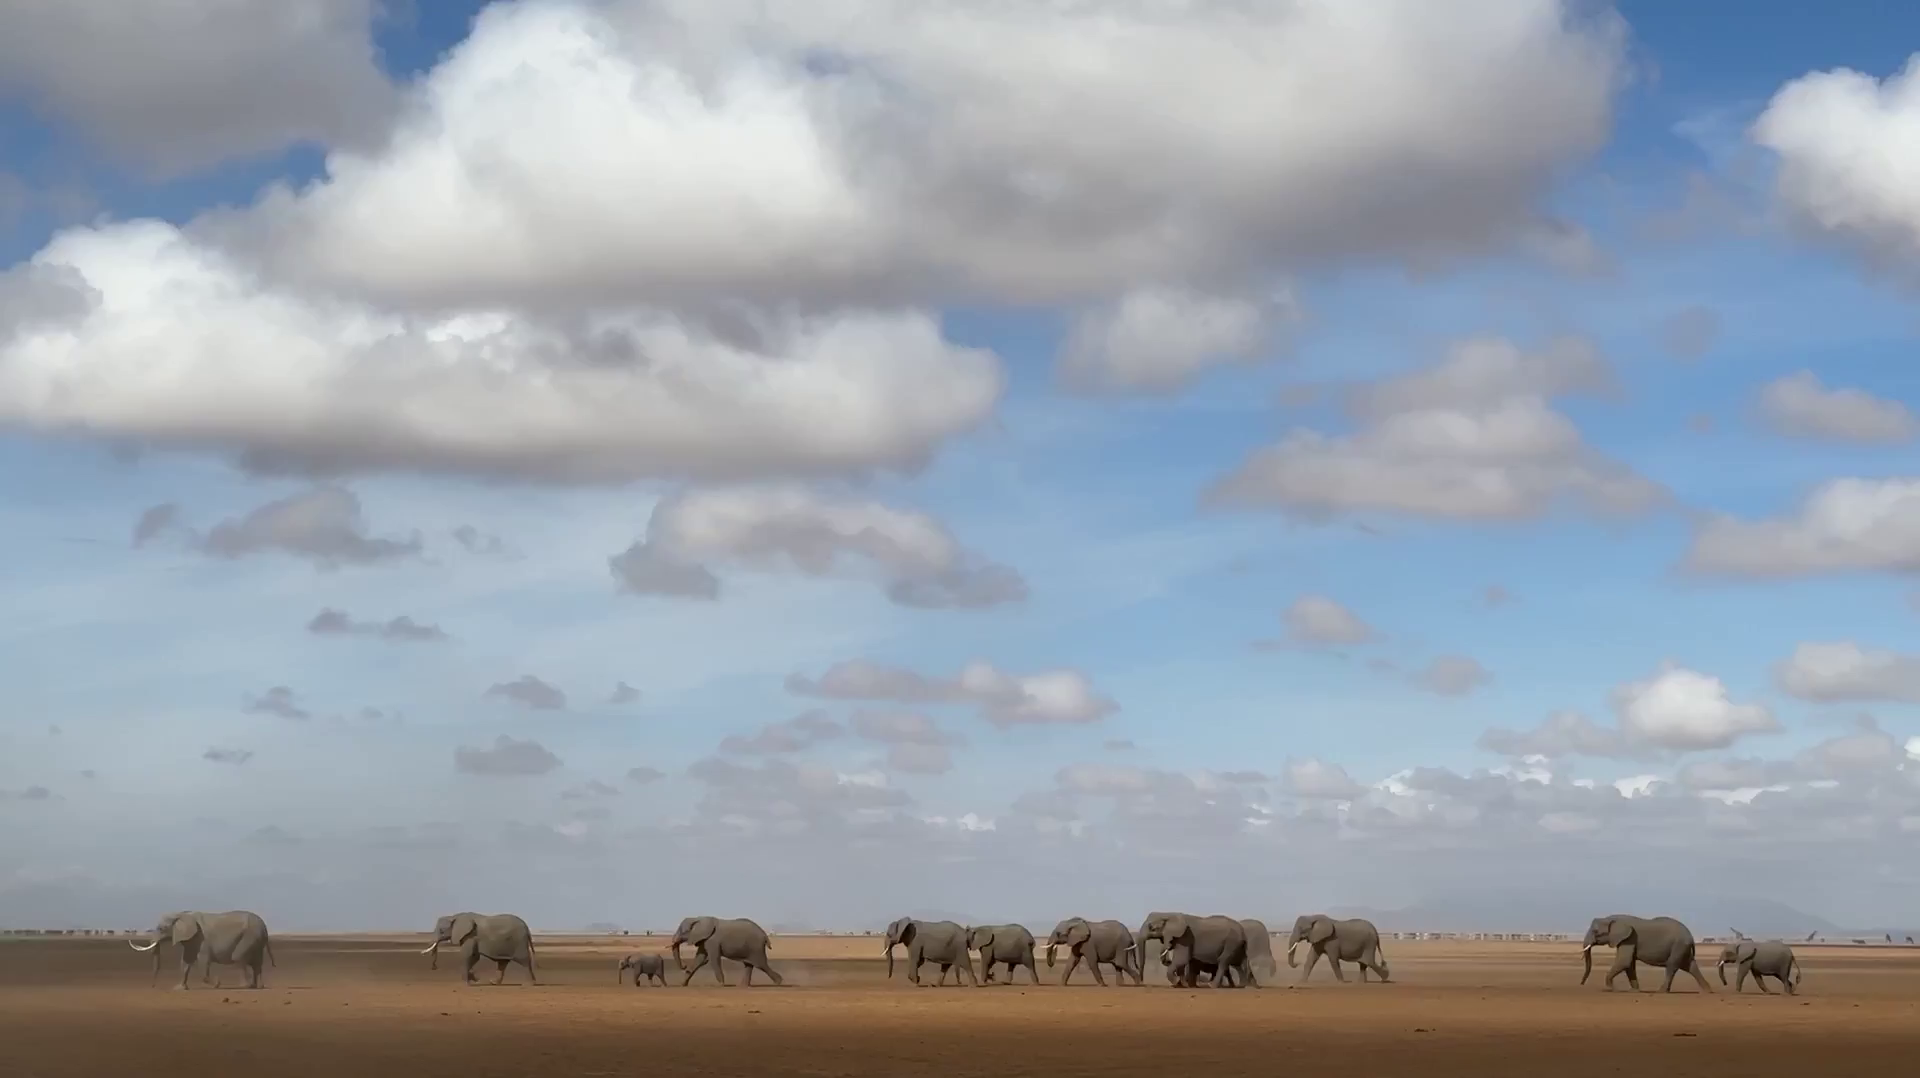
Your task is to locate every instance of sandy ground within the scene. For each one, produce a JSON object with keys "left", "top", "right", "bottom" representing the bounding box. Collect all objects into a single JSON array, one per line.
[{"left": 5, "top": 934, "right": 1919, "bottom": 1076}]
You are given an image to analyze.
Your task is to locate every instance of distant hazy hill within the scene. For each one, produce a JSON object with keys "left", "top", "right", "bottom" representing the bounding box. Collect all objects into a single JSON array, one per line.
[{"left": 1325, "top": 885, "right": 1911, "bottom": 940}]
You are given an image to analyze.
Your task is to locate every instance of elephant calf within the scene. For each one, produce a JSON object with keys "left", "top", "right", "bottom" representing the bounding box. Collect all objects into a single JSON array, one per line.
[
  {"left": 1717, "top": 941, "right": 1801, "bottom": 994},
  {"left": 970, "top": 924, "right": 1039, "bottom": 986},
  {"left": 618, "top": 952, "right": 669, "bottom": 986}
]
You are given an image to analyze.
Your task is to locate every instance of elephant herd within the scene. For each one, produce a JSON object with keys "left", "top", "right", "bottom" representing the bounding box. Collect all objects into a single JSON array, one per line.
[{"left": 120, "top": 907, "right": 1806, "bottom": 997}]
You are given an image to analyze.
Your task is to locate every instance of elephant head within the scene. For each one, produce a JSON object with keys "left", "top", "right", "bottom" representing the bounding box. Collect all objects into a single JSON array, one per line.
[
  {"left": 671, "top": 916, "right": 716, "bottom": 971},
  {"left": 1286, "top": 914, "right": 1333, "bottom": 968},
  {"left": 1716, "top": 942, "right": 1755, "bottom": 985},
  {"left": 1160, "top": 914, "right": 1198, "bottom": 967},
  {"left": 1046, "top": 918, "right": 1091, "bottom": 968},
  {"left": 420, "top": 913, "right": 478, "bottom": 970},
  {"left": 882, "top": 917, "right": 918, "bottom": 978},
  {"left": 127, "top": 911, "right": 197, "bottom": 983},
  {"left": 1580, "top": 916, "right": 1635, "bottom": 984}
]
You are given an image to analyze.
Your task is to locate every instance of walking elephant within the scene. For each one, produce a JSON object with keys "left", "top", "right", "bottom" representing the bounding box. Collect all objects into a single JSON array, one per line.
[
  {"left": 1240, "top": 918, "right": 1276, "bottom": 978},
  {"left": 1286, "top": 914, "right": 1390, "bottom": 983},
  {"left": 1045, "top": 917, "right": 1142, "bottom": 986},
  {"left": 1717, "top": 941, "right": 1801, "bottom": 994},
  {"left": 883, "top": 917, "right": 977, "bottom": 986},
  {"left": 128, "top": 910, "right": 275, "bottom": 990},
  {"left": 618, "top": 952, "right": 669, "bottom": 986},
  {"left": 969, "top": 924, "right": 1039, "bottom": 985},
  {"left": 423, "top": 912, "right": 539, "bottom": 985},
  {"left": 670, "top": 916, "right": 783, "bottom": 986},
  {"left": 1142, "top": 912, "right": 1256, "bottom": 989},
  {"left": 1581, "top": 914, "right": 1712, "bottom": 993}
]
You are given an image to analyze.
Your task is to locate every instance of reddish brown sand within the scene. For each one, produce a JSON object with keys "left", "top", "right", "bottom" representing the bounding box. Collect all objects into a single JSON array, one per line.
[{"left": 4, "top": 935, "right": 1918, "bottom": 1076}]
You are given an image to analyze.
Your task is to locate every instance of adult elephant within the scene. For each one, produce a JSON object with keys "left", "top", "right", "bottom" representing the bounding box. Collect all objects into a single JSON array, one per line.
[
  {"left": 1717, "top": 940, "right": 1801, "bottom": 994},
  {"left": 670, "top": 916, "right": 783, "bottom": 986},
  {"left": 1045, "top": 917, "right": 1141, "bottom": 986},
  {"left": 883, "top": 916, "right": 976, "bottom": 986},
  {"left": 1146, "top": 912, "right": 1256, "bottom": 989},
  {"left": 968, "top": 924, "right": 1039, "bottom": 985},
  {"left": 128, "top": 910, "right": 275, "bottom": 990},
  {"left": 1581, "top": 914, "right": 1712, "bottom": 993},
  {"left": 423, "top": 912, "right": 539, "bottom": 985},
  {"left": 1286, "top": 914, "right": 1390, "bottom": 983},
  {"left": 1240, "top": 918, "right": 1276, "bottom": 979}
]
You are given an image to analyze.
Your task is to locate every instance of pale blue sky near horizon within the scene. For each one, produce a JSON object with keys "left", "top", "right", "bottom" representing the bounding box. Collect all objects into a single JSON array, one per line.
[{"left": 4, "top": 1, "right": 1920, "bottom": 930}]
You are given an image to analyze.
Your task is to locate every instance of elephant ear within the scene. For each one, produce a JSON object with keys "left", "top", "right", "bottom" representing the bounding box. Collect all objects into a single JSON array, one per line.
[
  {"left": 975, "top": 927, "right": 994, "bottom": 950},
  {"left": 1606, "top": 920, "right": 1635, "bottom": 947},
  {"left": 450, "top": 914, "right": 477, "bottom": 943},
  {"left": 1308, "top": 917, "right": 1335, "bottom": 945},
  {"left": 1737, "top": 942, "right": 1758, "bottom": 962},
  {"left": 170, "top": 915, "right": 202, "bottom": 946},
  {"left": 898, "top": 920, "right": 917, "bottom": 946},
  {"left": 1163, "top": 916, "right": 1189, "bottom": 943},
  {"left": 1067, "top": 921, "right": 1091, "bottom": 946}
]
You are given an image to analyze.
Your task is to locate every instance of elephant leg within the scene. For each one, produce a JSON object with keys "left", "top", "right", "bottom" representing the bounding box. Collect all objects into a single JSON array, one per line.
[
  {"left": 176, "top": 944, "right": 199, "bottom": 990},
  {"left": 748, "top": 947, "right": 783, "bottom": 986},
  {"left": 1365, "top": 950, "right": 1391, "bottom": 983},
  {"left": 1604, "top": 945, "right": 1634, "bottom": 991},
  {"left": 1061, "top": 952, "right": 1083, "bottom": 986},
  {"left": 1734, "top": 964, "right": 1749, "bottom": 993},
  {"left": 906, "top": 944, "right": 924, "bottom": 985},
  {"left": 1299, "top": 948, "right": 1321, "bottom": 984},
  {"left": 462, "top": 943, "right": 481, "bottom": 985},
  {"left": 1327, "top": 955, "right": 1348, "bottom": 983},
  {"left": 1754, "top": 968, "right": 1773, "bottom": 994},
  {"left": 710, "top": 950, "right": 728, "bottom": 986},
  {"left": 1686, "top": 959, "right": 1713, "bottom": 993},
  {"left": 1783, "top": 967, "right": 1797, "bottom": 996},
  {"left": 680, "top": 948, "right": 710, "bottom": 986},
  {"left": 493, "top": 958, "right": 510, "bottom": 986}
]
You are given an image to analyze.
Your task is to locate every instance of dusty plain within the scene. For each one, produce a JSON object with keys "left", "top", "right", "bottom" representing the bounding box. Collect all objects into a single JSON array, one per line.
[{"left": 4, "top": 933, "right": 1918, "bottom": 1076}]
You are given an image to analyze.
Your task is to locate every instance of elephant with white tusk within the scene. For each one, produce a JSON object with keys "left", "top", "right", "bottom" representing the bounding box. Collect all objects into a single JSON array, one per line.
[
  {"left": 1139, "top": 912, "right": 1257, "bottom": 989},
  {"left": 423, "top": 912, "right": 539, "bottom": 985},
  {"left": 129, "top": 910, "right": 275, "bottom": 990},
  {"left": 1581, "top": 914, "right": 1712, "bottom": 993},
  {"left": 1045, "top": 917, "right": 1142, "bottom": 986},
  {"left": 617, "top": 952, "right": 670, "bottom": 986},
  {"left": 968, "top": 923, "right": 1040, "bottom": 985},
  {"left": 883, "top": 916, "right": 976, "bottom": 986},
  {"left": 670, "top": 915, "right": 783, "bottom": 986},
  {"left": 1717, "top": 940, "right": 1801, "bottom": 994},
  {"left": 1285, "top": 914, "right": 1390, "bottom": 984}
]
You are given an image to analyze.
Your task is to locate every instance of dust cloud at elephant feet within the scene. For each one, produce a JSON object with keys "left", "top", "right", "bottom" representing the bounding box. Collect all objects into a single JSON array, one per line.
[{"left": 4, "top": 937, "right": 1920, "bottom": 1077}]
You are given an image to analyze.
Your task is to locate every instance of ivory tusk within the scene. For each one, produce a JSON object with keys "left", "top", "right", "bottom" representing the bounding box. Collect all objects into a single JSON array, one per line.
[
  {"left": 128, "top": 939, "right": 160, "bottom": 952},
  {"left": 419, "top": 942, "right": 439, "bottom": 954}
]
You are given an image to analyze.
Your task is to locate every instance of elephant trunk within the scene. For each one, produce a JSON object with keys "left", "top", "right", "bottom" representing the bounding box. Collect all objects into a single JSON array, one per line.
[
  {"left": 1716, "top": 958, "right": 1728, "bottom": 986},
  {"left": 1580, "top": 943, "right": 1593, "bottom": 984},
  {"left": 1286, "top": 939, "right": 1299, "bottom": 968},
  {"left": 1044, "top": 941, "right": 1057, "bottom": 968},
  {"left": 421, "top": 937, "right": 443, "bottom": 970},
  {"left": 884, "top": 932, "right": 898, "bottom": 978}
]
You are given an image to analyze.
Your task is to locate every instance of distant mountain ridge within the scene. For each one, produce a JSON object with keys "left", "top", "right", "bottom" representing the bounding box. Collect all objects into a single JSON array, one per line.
[{"left": 1324, "top": 888, "right": 1914, "bottom": 940}]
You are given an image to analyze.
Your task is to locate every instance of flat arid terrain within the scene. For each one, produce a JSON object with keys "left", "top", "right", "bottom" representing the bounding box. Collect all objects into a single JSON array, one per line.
[{"left": 5, "top": 934, "right": 1919, "bottom": 1076}]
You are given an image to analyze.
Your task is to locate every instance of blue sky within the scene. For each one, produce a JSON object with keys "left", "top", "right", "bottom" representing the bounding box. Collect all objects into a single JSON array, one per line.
[{"left": 4, "top": 1, "right": 1920, "bottom": 933}]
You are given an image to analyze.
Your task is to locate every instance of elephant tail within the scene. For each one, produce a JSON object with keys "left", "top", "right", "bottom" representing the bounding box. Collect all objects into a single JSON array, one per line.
[
  {"left": 1791, "top": 956, "right": 1804, "bottom": 987},
  {"left": 265, "top": 937, "right": 277, "bottom": 967}
]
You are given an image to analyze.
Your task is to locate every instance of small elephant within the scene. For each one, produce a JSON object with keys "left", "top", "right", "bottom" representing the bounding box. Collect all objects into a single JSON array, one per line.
[
  {"left": 670, "top": 916, "right": 783, "bottom": 986},
  {"left": 1581, "top": 914, "right": 1712, "bottom": 993},
  {"left": 423, "top": 912, "right": 539, "bottom": 985},
  {"left": 128, "top": 910, "right": 275, "bottom": 990},
  {"left": 1045, "top": 917, "right": 1142, "bottom": 986},
  {"left": 968, "top": 924, "right": 1039, "bottom": 985},
  {"left": 884, "top": 917, "right": 977, "bottom": 986},
  {"left": 1286, "top": 914, "right": 1390, "bottom": 983},
  {"left": 618, "top": 952, "right": 669, "bottom": 986},
  {"left": 1161, "top": 947, "right": 1221, "bottom": 985},
  {"left": 1717, "top": 941, "right": 1801, "bottom": 994}
]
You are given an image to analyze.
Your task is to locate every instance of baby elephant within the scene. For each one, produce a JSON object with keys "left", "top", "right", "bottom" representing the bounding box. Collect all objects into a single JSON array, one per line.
[
  {"left": 618, "top": 952, "right": 670, "bottom": 987},
  {"left": 1717, "top": 941, "right": 1801, "bottom": 994}
]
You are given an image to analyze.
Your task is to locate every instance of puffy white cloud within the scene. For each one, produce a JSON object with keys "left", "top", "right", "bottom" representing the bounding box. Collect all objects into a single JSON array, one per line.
[
  {"left": 1775, "top": 642, "right": 1920, "bottom": 703},
  {"left": 1282, "top": 759, "right": 1365, "bottom": 800},
  {"left": 1057, "top": 286, "right": 1299, "bottom": 395},
  {"left": 788, "top": 659, "right": 1117, "bottom": 727},
  {"left": 1413, "top": 655, "right": 1493, "bottom": 697},
  {"left": 1281, "top": 595, "right": 1375, "bottom": 646},
  {"left": 179, "top": 487, "right": 421, "bottom": 569},
  {"left": 1207, "top": 336, "right": 1663, "bottom": 520},
  {"left": 1479, "top": 710, "right": 1634, "bottom": 759},
  {"left": 0, "top": 221, "right": 1003, "bottom": 485},
  {"left": 1753, "top": 55, "right": 1920, "bottom": 278},
  {"left": 0, "top": 0, "right": 394, "bottom": 175},
  {"left": 484, "top": 675, "right": 568, "bottom": 712},
  {"left": 1685, "top": 478, "right": 1920, "bottom": 576},
  {"left": 1758, "top": 371, "right": 1916, "bottom": 445},
  {"left": 1610, "top": 664, "right": 1779, "bottom": 753},
  {"left": 607, "top": 485, "right": 1025, "bottom": 608},
  {"left": 230, "top": 0, "right": 1624, "bottom": 311}
]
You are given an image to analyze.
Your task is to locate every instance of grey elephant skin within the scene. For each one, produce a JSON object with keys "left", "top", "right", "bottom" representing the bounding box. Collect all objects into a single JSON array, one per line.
[
  {"left": 618, "top": 952, "right": 669, "bottom": 986},
  {"left": 968, "top": 923, "right": 1039, "bottom": 985},
  {"left": 1045, "top": 917, "right": 1141, "bottom": 986},
  {"left": 1138, "top": 911, "right": 1256, "bottom": 989},
  {"left": 1581, "top": 914, "right": 1713, "bottom": 993},
  {"left": 129, "top": 910, "right": 275, "bottom": 990},
  {"left": 1286, "top": 914, "right": 1390, "bottom": 983},
  {"left": 884, "top": 917, "right": 977, "bottom": 986},
  {"left": 1240, "top": 918, "right": 1276, "bottom": 977},
  {"left": 423, "top": 912, "right": 539, "bottom": 985},
  {"left": 671, "top": 916, "right": 783, "bottom": 986},
  {"left": 1718, "top": 941, "right": 1801, "bottom": 994}
]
